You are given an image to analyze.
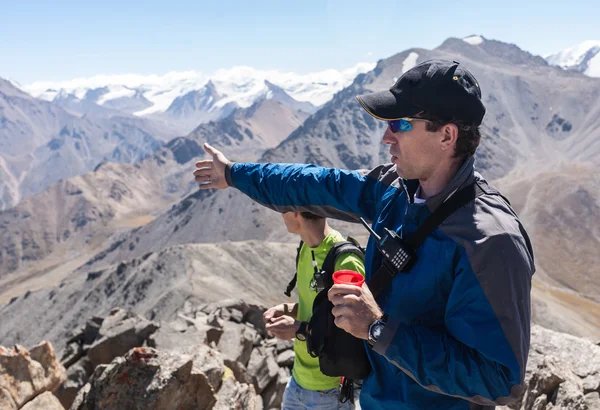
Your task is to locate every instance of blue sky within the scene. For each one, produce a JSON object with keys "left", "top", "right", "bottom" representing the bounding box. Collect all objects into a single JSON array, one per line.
[{"left": 1, "top": 0, "right": 598, "bottom": 84}]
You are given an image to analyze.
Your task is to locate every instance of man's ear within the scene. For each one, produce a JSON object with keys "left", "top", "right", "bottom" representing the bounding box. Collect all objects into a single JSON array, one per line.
[
  {"left": 440, "top": 123, "right": 458, "bottom": 152},
  {"left": 293, "top": 212, "right": 306, "bottom": 232}
]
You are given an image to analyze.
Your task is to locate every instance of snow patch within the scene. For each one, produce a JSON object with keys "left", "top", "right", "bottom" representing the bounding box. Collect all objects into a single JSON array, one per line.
[
  {"left": 38, "top": 89, "right": 59, "bottom": 101},
  {"left": 7, "top": 78, "right": 22, "bottom": 89},
  {"left": 97, "top": 85, "right": 136, "bottom": 105},
  {"left": 402, "top": 52, "right": 419, "bottom": 74},
  {"left": 463, "top": 35, "right": 484, "bottom": 46},
  {"left": 545, "top": 40, "right": 600, "bottom": 68},
  {"left": 585, "top": 52, "right": 600, "bottom": 77}
]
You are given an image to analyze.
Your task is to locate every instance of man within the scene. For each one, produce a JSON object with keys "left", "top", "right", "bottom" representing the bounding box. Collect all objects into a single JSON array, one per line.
[
  {"left": 263, "top": 211, "right": 365, "bottom": 409},
  {"left": 194, "top": 59, "right": 535, "bottom": 410}
]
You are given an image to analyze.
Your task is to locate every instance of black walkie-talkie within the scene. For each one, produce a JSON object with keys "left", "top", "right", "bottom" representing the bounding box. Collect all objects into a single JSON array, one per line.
[
  {"left": 360, "top": 217, "right": 416, "bottom": 273},
  {"left": 310, "top": 251, "right": 327, "bottom": 292}
]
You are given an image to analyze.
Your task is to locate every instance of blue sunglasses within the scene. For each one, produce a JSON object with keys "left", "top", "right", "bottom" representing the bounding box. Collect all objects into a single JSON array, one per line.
[{"left": 387, "top": 118, "right": 430, "bottom": 133}]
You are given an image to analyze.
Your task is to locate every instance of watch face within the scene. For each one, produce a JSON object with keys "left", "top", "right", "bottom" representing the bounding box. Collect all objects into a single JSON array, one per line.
[
  {"left": 372, "top": 324, "right": 383, "bottom": 339},
  {"left": 296, "top": 323, "right": 307, "bottom": 341}
]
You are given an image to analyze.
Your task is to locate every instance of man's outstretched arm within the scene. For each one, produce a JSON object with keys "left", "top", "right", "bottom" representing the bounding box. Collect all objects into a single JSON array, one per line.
[{"left": 194, "top": 143, "right": 399, "bottom": 223}]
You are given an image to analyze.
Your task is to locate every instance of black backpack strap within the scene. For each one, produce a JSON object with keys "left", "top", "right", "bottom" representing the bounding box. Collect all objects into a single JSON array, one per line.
[
  {"left": 368, "top": 182, "right": 486, "bottom": 297},
  {"left": 284, "top": 240, "right": 304, "bottom": 297},
  {"left": 345, "top": 235, "right": 366, "bottom": 254},
  {"left": 321, "top": 241, "right": 365, "bottom": 279},
  {"left": 404, "top": 182, "right": 484, "bottom": 249}
]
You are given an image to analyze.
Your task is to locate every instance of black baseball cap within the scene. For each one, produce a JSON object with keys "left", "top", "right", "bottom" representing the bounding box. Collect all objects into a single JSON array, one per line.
[{"left": 356, "top": 59, "right": 485, "bottom": 126}]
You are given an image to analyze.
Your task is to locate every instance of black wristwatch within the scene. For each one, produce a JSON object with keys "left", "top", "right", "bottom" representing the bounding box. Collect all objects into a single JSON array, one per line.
[
  {"left": 368, "top": 314, "right": 388, "bottom": 347},
  {"left": 295, "top": 321, "right": 309, "bottom": 342}
]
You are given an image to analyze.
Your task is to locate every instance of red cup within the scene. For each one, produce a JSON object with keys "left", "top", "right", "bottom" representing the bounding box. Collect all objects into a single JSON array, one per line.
[{"left": 332, "top": 270, "right": 365, "bottom": 287}]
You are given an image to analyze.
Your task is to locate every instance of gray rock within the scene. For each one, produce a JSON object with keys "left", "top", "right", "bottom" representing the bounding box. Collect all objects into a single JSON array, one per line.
[
  {"left": 521, "top": 358, "right": 565, "bottom": 410},
  {"left": 217, "top": 321, "right": 257, "bottom": 366},
  {"left": 509, "top": 325, "right": 600, "bottom": 410},
  {"left": 247, "top": 347, "right": 279, "bottom": 394},
  {"left": 147, "top": 322, "right": 206, "bottom": 352},
  {"left": 262, "top": 367, "right": 291, "bottom": 410},
  {"left": 554, "top": 381, "right": 588, "bottom": 409},
  {"left": 219, "top": 308, "right": 232, "bottom": 321},
  {"left": 243, "top": 306, "right": 269, "bottom": 337},
  {"left": 184, "top": 344, "right": 225, "bottom": 391},
  {"left": 213, "top": 374, "right": 261, "bottom": 410},
  {"left": 181, "top": 300, "right": 194, "bottom": 315},
  {"left": 194, "top": 309, "right": 209, "bottom": 320},
  {"left": 54, "top": 357, "right": 93, "bottom": 409},
  {"left": 582, "top": 373, "right": 600, "bottom": 394},
  {"left": 531, "top": 395, "right": 547, "bottom": 410},
  {"left": 82, "top": 317, "right": 104, "bottom": 346},
  {"left": 275, "top": 338, "right": 294, "bottom": 353},
  {"left": 169, "top": 316, "right": 189, "bottom": 333},
  {"left": 59, "top": 342, "right": 84, "bottom": 369},
  {"left": 65, "top": 327, "right": 85, "bottom": 345},
  {"left": 194, "top": 320, "right": 224, "bottom": 345},
  {"left": 230, "top": 308, "right": 244, "bottom": 323},
  {"left": 176, "top": 313, "right": 197, "bottom": 326},
  {"left": 277, "top": 350, "right": 295, "bottom": 368},
  {"left": 584, "top": 392, "right": 600, "bottom": 410},
  {"left": 206, "top": 312, "right": 225, "bottom": 328},
  {"left": 202, "top": 299, "right": 269, "bottom": 337},
  {"left": 224, "top": 359, "right": 254, "bottom": 385},
  {"left": 264, "top": 337, "right": 278, "bottom": 348},
  {"left": 86, "top": 308, "right": 159, "bottom": 366},
  {"left": 20, "top": 391, "right": 65, "bottom": 410}
]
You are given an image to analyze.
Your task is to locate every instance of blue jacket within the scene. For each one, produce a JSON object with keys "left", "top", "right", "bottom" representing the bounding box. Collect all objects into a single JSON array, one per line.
[{"left": 225, "top": 157, "right": 535, "bottom": 410}]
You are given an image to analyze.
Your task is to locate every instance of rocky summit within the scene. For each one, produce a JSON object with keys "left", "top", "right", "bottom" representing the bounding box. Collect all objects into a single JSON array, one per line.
[{"left": 1, "top": 299, "right": 599, "bottom": 410}]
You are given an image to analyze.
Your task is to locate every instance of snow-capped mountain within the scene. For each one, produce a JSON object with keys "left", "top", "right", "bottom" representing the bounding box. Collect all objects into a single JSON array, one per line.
[
  {"left": 23, "top": 64, "right": 375, "bottom": 118},
  {"left": 0, "top": 77, "right": 177, "bottom": 211},
  {"left": 545, "top": 40, "right": 600, "bottom": 77},
  {"left": 2, "top": 63, "right": 369, "bottom": 211}
]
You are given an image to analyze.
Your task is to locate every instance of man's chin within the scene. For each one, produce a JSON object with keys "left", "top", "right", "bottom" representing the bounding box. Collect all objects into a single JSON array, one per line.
[{"left": 393, "top": 164, "right": 410, "bottom": 179}]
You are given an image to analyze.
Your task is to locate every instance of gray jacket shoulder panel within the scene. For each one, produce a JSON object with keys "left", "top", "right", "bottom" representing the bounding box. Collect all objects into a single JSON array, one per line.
[{"left": 439, "top": 183, "right": 535, "bottom": 381}]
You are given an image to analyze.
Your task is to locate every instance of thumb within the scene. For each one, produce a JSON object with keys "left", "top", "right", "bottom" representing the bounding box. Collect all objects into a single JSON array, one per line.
[
  {"left": 203, "top": 143, "right": 218, "bottom": 156},
  {"left": 263, "top": 310, "right": 273, "bottom": 322}
]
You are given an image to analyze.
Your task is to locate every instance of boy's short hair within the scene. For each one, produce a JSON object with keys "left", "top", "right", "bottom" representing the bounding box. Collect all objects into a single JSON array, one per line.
[{"left": 300, "top": 212, "right": 325, "bottom": 220}]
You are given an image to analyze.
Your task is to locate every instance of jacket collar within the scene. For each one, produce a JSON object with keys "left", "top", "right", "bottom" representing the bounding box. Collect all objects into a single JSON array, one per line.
[{"left": 401, "top": 156, "right": 476, "bottom": 212}]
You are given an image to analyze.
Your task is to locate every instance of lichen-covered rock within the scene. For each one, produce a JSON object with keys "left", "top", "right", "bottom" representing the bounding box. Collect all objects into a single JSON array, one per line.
[{"left": 71, "top": 347, "right": 223, "bottom": 410}]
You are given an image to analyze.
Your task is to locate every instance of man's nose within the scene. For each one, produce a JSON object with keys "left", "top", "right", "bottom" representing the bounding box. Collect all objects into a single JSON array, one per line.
[{"left": 382, "top": 127, "right": 395, "bottom": 144}]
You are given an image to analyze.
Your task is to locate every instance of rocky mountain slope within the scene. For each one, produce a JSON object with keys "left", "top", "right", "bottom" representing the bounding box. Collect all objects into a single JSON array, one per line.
[
  {"left": 0, "top": 90, "right": 307, "bottom": 278},
  {"left": 76, "top": 37, "right": 600, "bottom": 307},
  {"left": 2, "top": 302, "right": 599, "bottom": 410}
]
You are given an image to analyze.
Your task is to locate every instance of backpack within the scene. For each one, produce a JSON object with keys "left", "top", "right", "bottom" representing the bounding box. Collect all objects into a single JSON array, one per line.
[
  {"left": 284, "top": 237, "right": 365, "bottom": 297},
  {"left": 284, "top": 237, "right": 369, "bottom": 402}
]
